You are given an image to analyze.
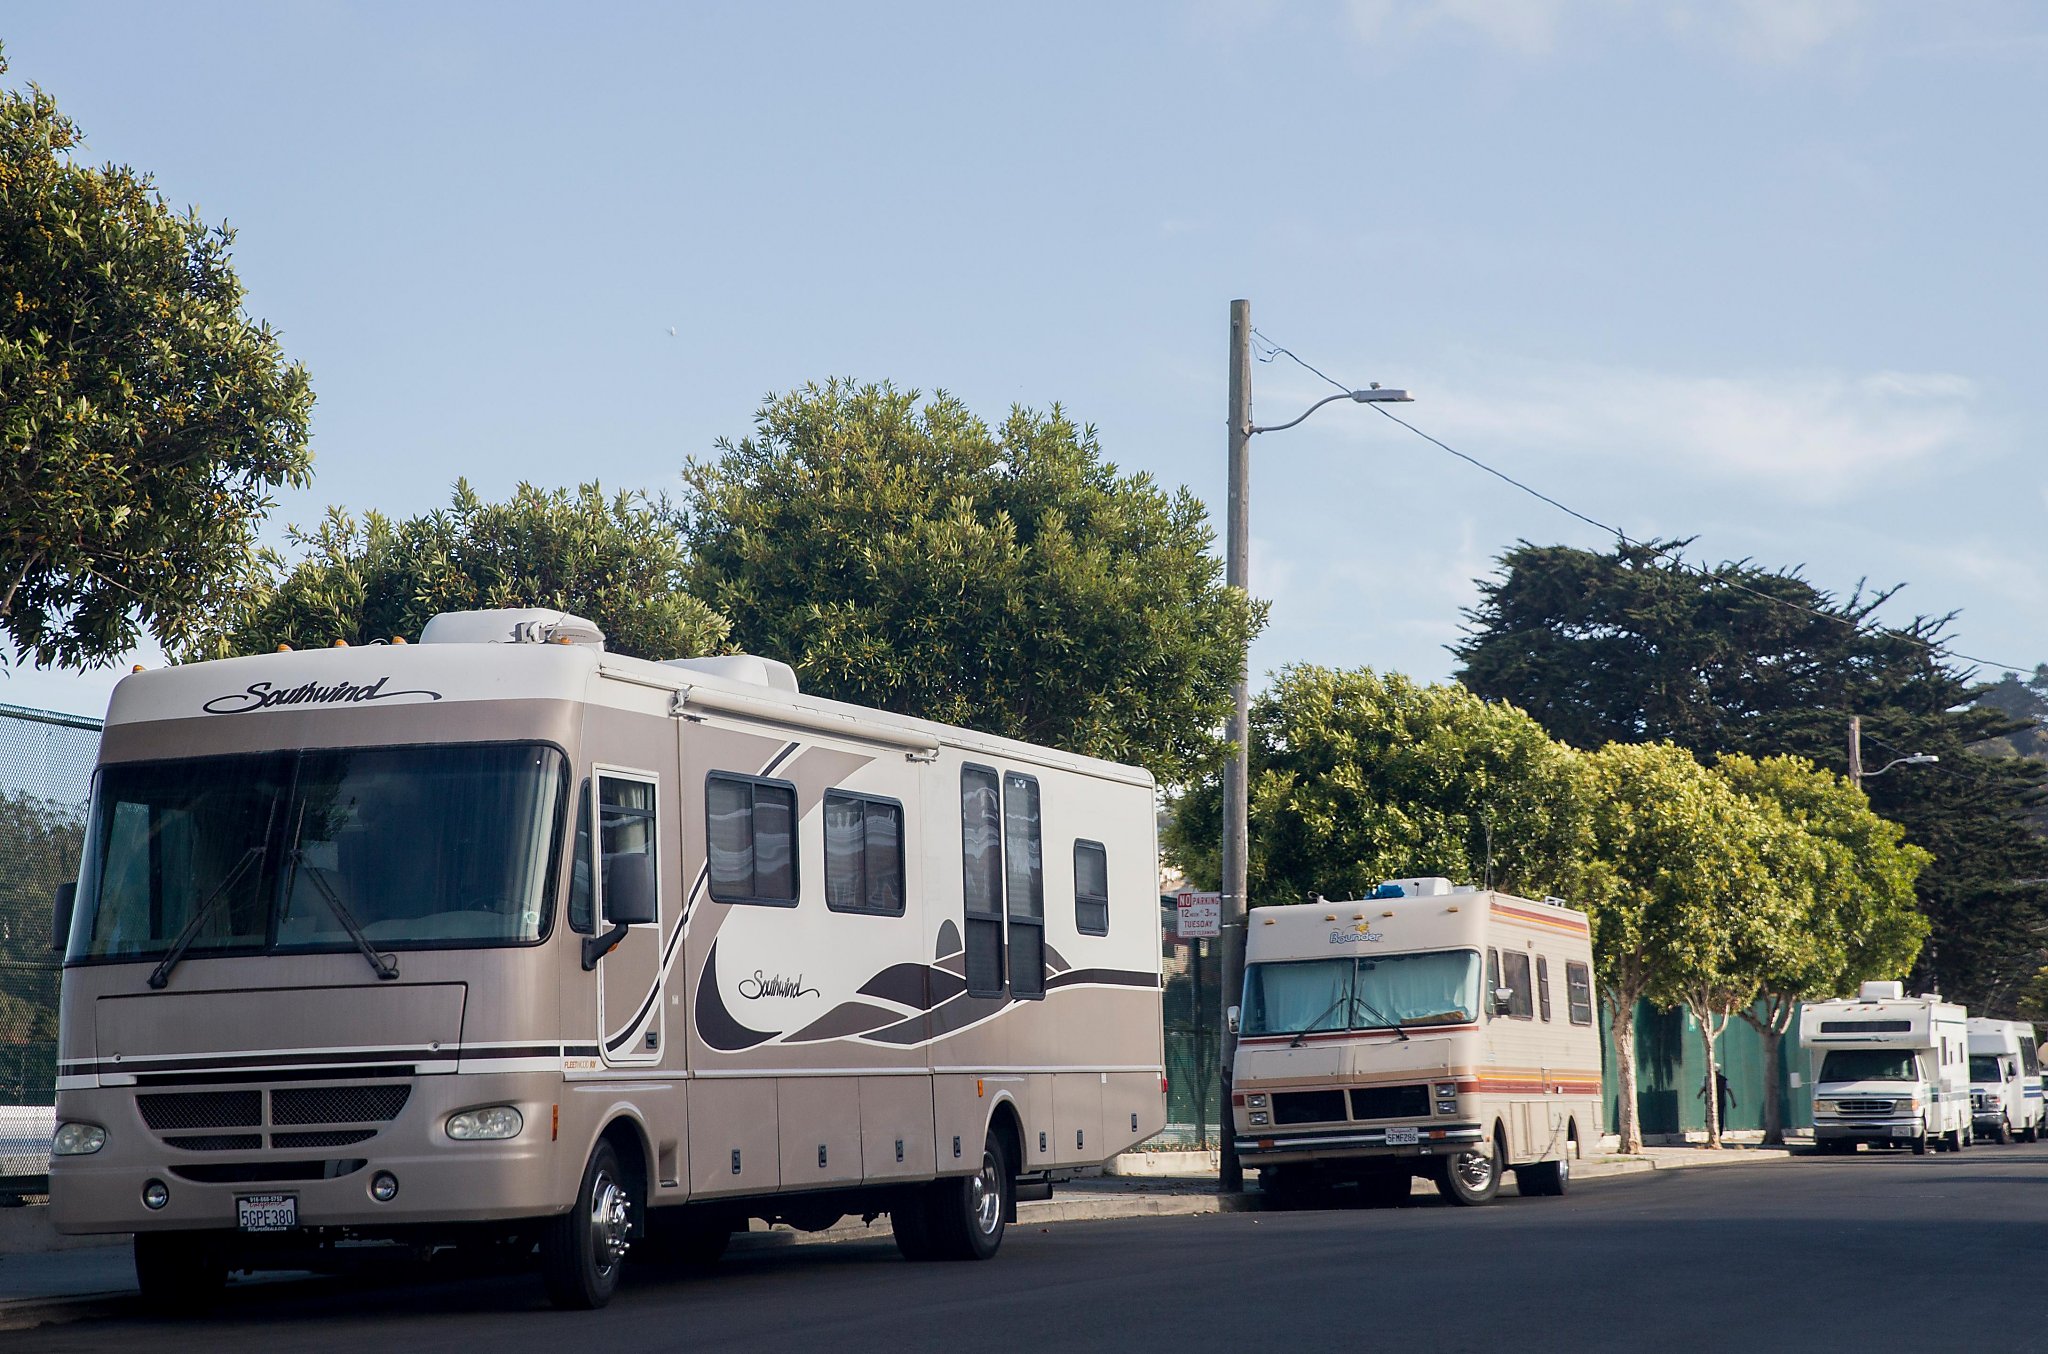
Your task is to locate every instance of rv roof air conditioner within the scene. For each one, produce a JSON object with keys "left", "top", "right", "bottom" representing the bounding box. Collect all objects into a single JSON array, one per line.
[
  {"left": 1374, "top": 877, "right": 1454, "bottom": 899},
  {"left": 663, "top": 654, "right": 800, "bottom": 694},
  {"left": 1859, "top": 980, "right": 1906, "bottom": 1002},
  {"left": 419, "top": 608, "right": 607, "bottom": 649}
]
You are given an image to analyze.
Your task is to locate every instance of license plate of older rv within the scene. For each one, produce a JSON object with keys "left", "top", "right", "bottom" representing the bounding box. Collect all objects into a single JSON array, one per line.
[
  {"left": 237, "top": 1194, "right": 297, "bottom": 1232},
  {"left": 1384, "top": 1127, "right": 1419, "bottom": 1146}
]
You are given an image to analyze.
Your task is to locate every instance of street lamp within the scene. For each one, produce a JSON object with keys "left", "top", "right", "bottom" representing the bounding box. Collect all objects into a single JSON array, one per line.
[
  {"left": 1218, "top": 299, "right": 1411, "bottom": 1193},
  {"left": 1865, "top": 754, "right": 1939, "bottom": 779},
  {"left": 1847, "top": 715, "right": 1938, "bottom": 790}
]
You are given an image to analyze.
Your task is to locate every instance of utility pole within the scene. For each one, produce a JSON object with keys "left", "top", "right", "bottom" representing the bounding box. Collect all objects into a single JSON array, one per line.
[
  {"left": 1219, "top": 299, "right": 1253, "bottom": 1194},
  {"left": 1848, "top": 715, "right": 1863, "bottom": 789}
]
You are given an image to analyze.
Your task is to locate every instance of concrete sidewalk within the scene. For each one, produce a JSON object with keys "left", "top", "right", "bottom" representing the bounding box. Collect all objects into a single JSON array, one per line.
[{"left": 0, "top": 1144, "right": 1798, "bottom": 1330}]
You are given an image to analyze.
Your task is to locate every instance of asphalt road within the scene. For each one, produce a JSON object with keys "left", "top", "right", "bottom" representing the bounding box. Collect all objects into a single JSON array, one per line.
[{"left": 19, "top": 1144, "right": 2048, "bottom": 1352}]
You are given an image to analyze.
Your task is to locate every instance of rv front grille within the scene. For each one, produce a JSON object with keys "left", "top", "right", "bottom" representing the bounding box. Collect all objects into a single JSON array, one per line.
[
  {"left": 137, "top": 1091, "right": 262, "bottom": 1131},
  {"left": 1349, "top": 1084, "right": 1432, "bottom": 1121},
  {"left": 1273, "top": 1090, "right": 1348, "bottom": 1125},
  {"left": 272, "top": 1129, "right": 378, "bottom": 1150},
  {"left": 164, "top": 1134, "right": 263, "bottom": 1152},
  {"left": 270, "top": 1085, "right": 411, "bottom": 1125},
  {"left": 170, "top": 1159, "right": 368, "bottom": 1185},
  {"left": 1835, "top": 1099, "right": 1896, "bottom": 1115}
]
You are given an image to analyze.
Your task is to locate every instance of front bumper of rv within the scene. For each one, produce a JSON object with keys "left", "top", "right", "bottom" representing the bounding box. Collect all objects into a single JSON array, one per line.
[
  {"left": 1812, "top": 1118, "right": 1920, "bottom": 1144},
  {"left": 1233, "top": 1124, "right": 1485, "bottom": 1164}
]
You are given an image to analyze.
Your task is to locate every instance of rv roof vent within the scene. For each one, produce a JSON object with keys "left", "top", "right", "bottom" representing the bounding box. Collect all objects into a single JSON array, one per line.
[
  {"left": 662, "top": 654, "right": 800, "bottom": 694},
  {"left": 419, "top": 608, "right": 605, "bottom": 649},
  {"left": 1377, "top": 876, "right": 1453, "bottom": 898},
  {"left": 1859, "top": 980, "right": 1905, "bottom": 1002}
]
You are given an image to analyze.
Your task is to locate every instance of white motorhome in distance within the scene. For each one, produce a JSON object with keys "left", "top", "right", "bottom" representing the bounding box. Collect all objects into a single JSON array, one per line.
[
  {"left": 1230, "top": 879, "right": 1601, "bottom": 1207},
  {"left": 1801, "top": 982, "right": 1970, "bottom": 1154},
  {"left": 47, "top": 610, "right": 1165, "bottom": 1310},
  {"left": 1966, "top": 1018, "right": 2043, "bottom": 1144}
]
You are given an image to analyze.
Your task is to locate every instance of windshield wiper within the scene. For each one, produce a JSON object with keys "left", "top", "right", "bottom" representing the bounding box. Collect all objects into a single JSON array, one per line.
[
  {"left": 284, "top": 848, "right": 400, "bottom": 981},
  {"left": 147, "top": 846, "right": 266, "bottom": 991},
  {"left": 1289, "top": 992, "right": 1356, "bottom": 1048},
  {"left": 1353, "top": 991, "right": 1411, "bottom": 1042}
]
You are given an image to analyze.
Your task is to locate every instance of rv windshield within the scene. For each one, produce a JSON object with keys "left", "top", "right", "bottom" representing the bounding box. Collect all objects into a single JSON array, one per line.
[
  {"left": 1970, "top": 1055, "right": 2003, "bottom": 1083},
  {"left": 1818, "top": 1050, "right": 1919, "bottom": 1083},
  {"left": 1241, "top": 950, "right": 1481, "bottom": 1036},
  {"left": 70, "top": 743, "right": 566, "bottom": 963}
]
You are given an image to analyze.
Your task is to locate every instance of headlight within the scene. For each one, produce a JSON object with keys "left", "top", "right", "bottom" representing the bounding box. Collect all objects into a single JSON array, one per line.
[
  {"left": 1813, "top": 1100, "right": 1836, "bottom": 1113},
  {"left": 1249, "top": 1112, "right": 1269, "bottom": 1126},
  {"left": 1246, "top": 1094, "right": 1267, "bottom": 1108},
  {"left": 446, "top": 1105, "right": 524, "bottom": 1141},
  {"left": 52, "top": 1122, "right": 106, "bottom": 1156},
  {"left": 1435, "top": 1083, "right": 1458, "bottom": 1098}
]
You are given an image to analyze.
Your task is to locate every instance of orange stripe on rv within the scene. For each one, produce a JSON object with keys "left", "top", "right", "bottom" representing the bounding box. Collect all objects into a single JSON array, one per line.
[{"left": 1488, "top": 903, "right": 1589, "bottom": 933}]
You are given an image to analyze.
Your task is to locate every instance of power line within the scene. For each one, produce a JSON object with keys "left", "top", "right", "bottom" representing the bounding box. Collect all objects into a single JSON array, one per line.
[{"left": 1254, "top": 328, "right": 2036, "bottom": 677}]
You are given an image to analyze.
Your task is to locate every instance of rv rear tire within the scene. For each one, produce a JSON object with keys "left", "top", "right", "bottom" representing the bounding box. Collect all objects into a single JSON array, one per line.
[
  {"left": 1437, "top": 1138, "right": 1502, "bottom": 1206},
  {"left": 540, "top": 1139, "right": 635, "bottom": 1309},
  {"left": 1944, "top": 1127, "right": 1964, "bottom": 1152},
  {"left": 1911, "top": 1125, "right": 1928, "bottom": 1154},
  {"left": 1996, "top": 1117, "right": 2013, "bottom": 1145},
  {"left": 134, "top": 1231, "right": 227, "bottom": 1313},
  {"left": 921, "top": 1132, "right": 1011, "bottom": 1261},
  {"left": 1515, "top": 1155, "right": 1569, "bottom": 1197}
]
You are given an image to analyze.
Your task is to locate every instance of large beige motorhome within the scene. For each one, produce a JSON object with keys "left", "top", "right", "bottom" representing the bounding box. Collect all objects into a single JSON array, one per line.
[
  {"left": 48, "top": 610, "right": 1165, "bottom": 1309},
  {"left": 1231, "top": 879, "right": 1601, "bottom": 1206}
]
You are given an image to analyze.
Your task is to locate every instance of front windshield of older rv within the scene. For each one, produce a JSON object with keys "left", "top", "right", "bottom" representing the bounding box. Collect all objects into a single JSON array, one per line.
[
  {"left": 69, "top": 743, "right": 566, "bottom": 962},
  {"left": 1817, "top": 1050, "right": 1920, "bottom": 1083},
  {"left": 1241, "top": 950, "right": 1481, "bottom": 1036},
  {"left": 1970, "top": 1055, "right": 2004, "bottom": 1082}
]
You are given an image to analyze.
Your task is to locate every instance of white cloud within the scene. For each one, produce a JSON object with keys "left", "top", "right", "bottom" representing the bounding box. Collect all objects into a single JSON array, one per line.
[
  {"left": 1402, "top": 358, "right": 1983, "bottom": 504},
  {"left": 1709, "top": 0, "right": 1866, "bottom": 65}
]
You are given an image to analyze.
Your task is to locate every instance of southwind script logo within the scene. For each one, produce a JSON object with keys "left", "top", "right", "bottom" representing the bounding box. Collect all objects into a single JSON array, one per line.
[{"left": 202, "top": 676, "right": 443, "bottom": 715}]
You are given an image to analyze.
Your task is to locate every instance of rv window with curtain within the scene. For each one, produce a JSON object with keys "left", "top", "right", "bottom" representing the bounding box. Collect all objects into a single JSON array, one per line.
[
  {"left": 961, "top": 766, "right": 1004, "bottom": 997},
  {"left": 706, "top": 772, "right": 798, "bottom": 907},
  {"left": 1502, "top": 950, "right": 1534, "bottom": 1020},
  {"left": 1566, "top": 961, "right": 1594, "bottom": 1025},
  {"left": 824, "top": 790, "right": 905, "bottom": 916},
  {"left": 1074, "top": 840, "right": 1109, "bottom": 937},
  {"left": 1536, "top": 955, "right": 1552, "bottom": 1022},
  {"left": 1004, "top": 772, "right": 1045, "bottom": 998},
  {"left": 1486, "top": 948, "right": 1501, "bottom": 1020}
]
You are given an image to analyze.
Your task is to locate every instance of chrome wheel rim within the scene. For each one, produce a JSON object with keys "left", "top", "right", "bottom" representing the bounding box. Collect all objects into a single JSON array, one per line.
[
  {"left": 589, "top": 1168, "right": 632, "bottom": 1274},
  {"left": 1453, "top": 1146, "right": 1495, "bottom": 1193},
  {"left": 970, "top": 1150, "right": 1002, "bottom": 1236}
]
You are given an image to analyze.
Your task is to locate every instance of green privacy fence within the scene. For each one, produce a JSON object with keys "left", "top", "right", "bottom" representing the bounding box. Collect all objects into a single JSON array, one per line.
[{"left": 1599, "top": 999, "right": 1813, "bottom": 1137}]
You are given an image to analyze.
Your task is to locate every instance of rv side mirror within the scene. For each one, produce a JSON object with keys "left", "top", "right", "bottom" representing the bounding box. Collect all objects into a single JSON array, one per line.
[
  {"left": 51, "top": 881, "right": 76, "bottom": 955},
  {"left": 1227, "top": 1005, "right": 1241, "bottom": 1035},
  {"left": 602, "top": 853, "right": 658, "bottom": 926},
  {"left": 1493, "top": 985, "right": 1514, "bottom": 1015}
]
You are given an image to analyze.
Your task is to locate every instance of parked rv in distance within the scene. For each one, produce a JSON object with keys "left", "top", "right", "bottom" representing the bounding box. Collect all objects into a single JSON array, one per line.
[
  {"left": 1801, "top": 983, "right": 1970, "bottom": 1154},
  {"left": 1230, "top": 879, "right": 1600, "bottom": 1207},
  {"left": 1966, "top": 1018, "right": 2043, "bottom": 1144},
  {"left": 49, "top": 609, "right": 1166, "bottom": 1310}
]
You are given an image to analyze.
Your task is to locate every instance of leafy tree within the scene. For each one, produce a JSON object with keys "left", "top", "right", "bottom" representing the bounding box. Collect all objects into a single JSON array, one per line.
[
  {"left": 1572, "top": 742, "right": 1770, "bottom": 1153},
  {"left": 189, "top": 481, "right": 729, "bottom": 661},
  {"left": 1456, "top": 539, "right": 2048, "bottom": 1010},
  {"left": 681, "top": 380, "right": 1261, "bottom": 783},
  {"left": 1, "top": 46, "right": 313, "bottom": 668},
  {"left": 0, "top": 791, "right": 84, "bottom": 1104},
  {"left": 1164, "top": 665, "right": 1589, "bottom": 906},
  {"left": 1717, "top": 754, "right": 1929, "bottom": 1143}
]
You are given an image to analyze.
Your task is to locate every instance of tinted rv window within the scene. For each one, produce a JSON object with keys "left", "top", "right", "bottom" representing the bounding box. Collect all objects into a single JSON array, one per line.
[
  {"left": 961, "top": 766, "right": 1004, "bottom": 997},
  {"left": 1818, "top": 1050, "right": 1918, "bottom": 1082},
  {"left": 1970, "top": 1055, "right": 2002, "bottom": 1083},
  {"left": 1502, "top": 951, "right": 1534, "bottom": 1020},
  {"left": 597, "top": 775, "right": 657, "bottom": 921},
  {"left": 1074, "top": 840, "right": 1109, "bottom": 937},
  {"left": 1486, "top": 948, "right": 1500, "bottom": 1019},
  {"left": 824, "top": 791, "right": 906, "bottom": 917},
  {"left": 1537, "top": 955, "right": 1552, "bottom": 1022},
  {"left": 1005, "top": 772, "right": 1045, "bottom": 999},
  {"left": 1566, "top": 962, "right": 1594, "bottom": 1025},
  {"left": 706, "top": 773, "right": 799, "bottom": 907},
  {"left": 568, "top": 779, "right": 594, "bottom": 933},
  {"left": 2024, "top": 1037, "right": 2041, "bottom": 1076}
]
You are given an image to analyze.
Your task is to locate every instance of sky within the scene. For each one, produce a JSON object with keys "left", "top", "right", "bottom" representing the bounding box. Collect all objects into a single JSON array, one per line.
[{"left": 5, "top": 1, "right": 2046, "bottom": 722}]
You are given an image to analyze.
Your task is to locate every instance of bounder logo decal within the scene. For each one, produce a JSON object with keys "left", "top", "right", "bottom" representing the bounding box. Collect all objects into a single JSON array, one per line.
[
  {"left": 202, "top": 676, "right": 444, "bottom": 715},
  {"left": 1329, "top": 926, "right": 1385, "bottom": 945}
]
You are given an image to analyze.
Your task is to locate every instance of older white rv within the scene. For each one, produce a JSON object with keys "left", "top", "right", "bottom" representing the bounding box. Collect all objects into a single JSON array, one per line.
[
  {"left": 1230, "top": 879, "right": 1601, "bottom": 1207},
  {"left": 48, "top": 610, "right": 1165, "bottom": 1309},
  {"left": 1801, "top": 982, "right": 1969, "bottom": 1154},
  {"left": 1966, "top": 1017, "right": 2042, "bottom": 1144}
]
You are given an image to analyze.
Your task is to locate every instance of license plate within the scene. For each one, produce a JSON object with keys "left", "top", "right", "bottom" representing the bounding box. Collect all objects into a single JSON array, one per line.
[
  {"left": 1384, "top": 1127, "right": 1419, "bottom": 1146},
  {"left": 237, "top": 1193, "right": 297, "bottom": 1232}
]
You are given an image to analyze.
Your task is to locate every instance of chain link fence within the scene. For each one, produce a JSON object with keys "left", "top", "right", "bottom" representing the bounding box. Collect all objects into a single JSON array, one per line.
[
  {"left": 1157, "top": 899, "right": 1223, "bottom": 1148},
  {"left": 0, "top": 702, "right": 101, "bottom": 1184}
]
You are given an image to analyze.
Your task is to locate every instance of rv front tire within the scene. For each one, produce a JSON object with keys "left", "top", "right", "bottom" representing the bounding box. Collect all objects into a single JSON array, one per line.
[
  {"left": 541, "top": 1139, "right": 636, "bottom": 1309},
  {"left": 897, "top": 1131, "right": 1012, "bottom": 1262},
  {"left": 1437, "top": 1137, "right": 1503, "bottom": 1206},
  {"left": 1514, "top": 1155, "right": 1569, "bottom": 1197}
]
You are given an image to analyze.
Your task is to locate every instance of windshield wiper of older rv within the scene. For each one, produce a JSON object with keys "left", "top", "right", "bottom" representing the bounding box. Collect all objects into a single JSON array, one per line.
[
  {"left": 146, "top": 846, "right": 266, "bottom": 990},
  {"left": 285, "top": 847, "right": 400, "bottom": 981},
  {"left": 1353, "top": 991, "right": 1411, "bottom": 1042},
  {"left": 1289, "top": 993, "right": 1358, "bottom": 1048}
]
